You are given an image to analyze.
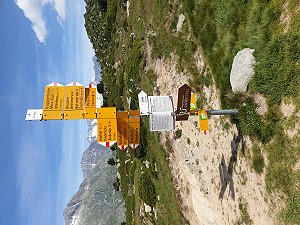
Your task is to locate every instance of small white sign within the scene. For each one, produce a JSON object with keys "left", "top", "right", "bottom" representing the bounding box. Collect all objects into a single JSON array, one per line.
[
  {"left": 138, "top": 91, "right": 149, "bottom": 115},
  {"left": 25, "top": 109, "right": 43, "bottom": 121}
]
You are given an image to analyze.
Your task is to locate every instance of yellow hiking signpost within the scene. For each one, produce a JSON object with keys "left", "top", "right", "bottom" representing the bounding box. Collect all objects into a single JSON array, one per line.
[
  {"left": 84, "top": 84, "right": 97, "bottom": 119},
  {"left": 128, "top": 110, "right": 140, "bottom": 149},
  {"left": 117, "top": 111, "right": 129, "bottom": 151},
  {"left": 198, "top": 110, "right": 209, "bottom": 135},
  {"left": 27, "top": 81, "right": 238, "bottom": 150},
  {"left": 42, "top": 82, "right": 65, "bottom": 120},
  {"left": 97, "top": 107, "right": 117, "bottom": 148},
  {"left": 64, "top": 82, "right": 85, "bottom": 120}
]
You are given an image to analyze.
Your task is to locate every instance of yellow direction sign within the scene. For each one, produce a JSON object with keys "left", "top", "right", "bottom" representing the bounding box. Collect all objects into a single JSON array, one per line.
[
  {"left": 129, "top": 110, "right": 140, "bottom": 149},
  {"left": 97, "top": 107, "right": 117, "bottom": 119},
  {"left": 117, "top": 111, "right": 129, "bottom": 151},
  {"left": 198, "top": 110, "right": 209, "bottom": 135},
  {"left": 84, "top": 84, "right": 97, "bottom": 119},
  {"left": 43, "top": 82, "right": 65, "bottom": 120},
  {"left": 190, "top": 92, "right": 197, "bottom": 111},
  {"left": 97, "top": 107, "right": 117, "bottom": 147},
  {"left": 64, "top": 82, "right": 85, "bottom": 120}
]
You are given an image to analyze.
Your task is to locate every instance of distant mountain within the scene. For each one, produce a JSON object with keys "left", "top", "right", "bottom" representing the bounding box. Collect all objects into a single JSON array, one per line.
[
  {"left": 63, "top": 56, "right": 125, "bottom": 225},
  {"left": 63, "top": 141, "right": 126, "bottom": 225}
]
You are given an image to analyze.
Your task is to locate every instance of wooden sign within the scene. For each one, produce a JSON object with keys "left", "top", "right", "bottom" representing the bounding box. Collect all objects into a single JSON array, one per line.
[{"left": 175, "top": 84, "right": 192, "bottom": 121}]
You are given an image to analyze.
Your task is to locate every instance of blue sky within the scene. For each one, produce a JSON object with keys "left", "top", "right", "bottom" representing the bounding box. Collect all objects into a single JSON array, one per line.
[{"left": 0, "top": 1, "right": 95, "bottom": 224}]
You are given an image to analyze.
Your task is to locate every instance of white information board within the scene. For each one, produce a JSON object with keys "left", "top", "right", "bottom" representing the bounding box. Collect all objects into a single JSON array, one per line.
[{"left": 148, "top": 96, "right": 175, "bottom": 131}]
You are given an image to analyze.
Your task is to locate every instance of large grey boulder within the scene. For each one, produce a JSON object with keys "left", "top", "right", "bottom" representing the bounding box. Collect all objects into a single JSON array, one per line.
[{"left": 230, "top": 48, "right": 256, "bottom": 93}]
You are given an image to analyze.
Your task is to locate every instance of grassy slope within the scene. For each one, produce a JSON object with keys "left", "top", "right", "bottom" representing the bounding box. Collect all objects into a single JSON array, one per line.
[
  {"left": 84, "top": 0, "right": 300, "bottom": 224},
  {"left": 181, "top": 0, "right": 300, "bottom": 224}
]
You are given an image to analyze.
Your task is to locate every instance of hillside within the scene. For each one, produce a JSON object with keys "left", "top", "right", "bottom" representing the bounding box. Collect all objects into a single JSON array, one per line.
[{"left": 84, "top": 0, "right": 300, "bottom": 224}]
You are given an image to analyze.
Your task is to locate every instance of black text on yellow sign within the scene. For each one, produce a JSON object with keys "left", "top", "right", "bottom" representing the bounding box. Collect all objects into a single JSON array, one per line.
[
  {"left": 43, "top": 86, "right": 65, "bottom": 120},
  {"left": 64, "top": 86, "right": 85, "bottom": 119},
  {"left": 97, "top": 118, "right": 118, "bottom": 147},
  {"left": 84, "top": 87, "right": 97, "bottom": 119}
]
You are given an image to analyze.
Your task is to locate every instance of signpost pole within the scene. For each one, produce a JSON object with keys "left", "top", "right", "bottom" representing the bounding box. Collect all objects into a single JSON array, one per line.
[{"left": 206, "top": 109, "right": 238, "bottom": 116}]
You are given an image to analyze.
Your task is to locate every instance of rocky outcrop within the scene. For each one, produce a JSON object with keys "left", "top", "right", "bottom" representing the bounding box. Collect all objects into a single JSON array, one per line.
[{"left": 230, "top": 48, "right": 256, "bottom": 93}]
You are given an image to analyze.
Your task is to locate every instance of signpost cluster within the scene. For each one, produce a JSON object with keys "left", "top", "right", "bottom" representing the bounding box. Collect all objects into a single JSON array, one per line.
[
  {"left": 25, "top": 82, "right": 140, "bottom": 150},
  {"left": 26, "top": 81, "right": 238, "bottom": 148}
]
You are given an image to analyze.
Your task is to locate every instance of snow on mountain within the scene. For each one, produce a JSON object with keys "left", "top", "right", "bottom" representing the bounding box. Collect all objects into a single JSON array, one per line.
[{"left": 87, "top": 56, "right": 103, "bottom": 143}]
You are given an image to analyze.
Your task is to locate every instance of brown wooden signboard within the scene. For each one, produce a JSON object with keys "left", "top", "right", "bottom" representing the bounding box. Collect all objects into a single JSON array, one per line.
[{"left": 175, "top": 84, "right": 192, "bottom": 121}]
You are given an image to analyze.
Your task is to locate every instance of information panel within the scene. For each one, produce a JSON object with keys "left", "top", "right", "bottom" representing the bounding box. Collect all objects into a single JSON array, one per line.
[
  {"left": 148, "top": 96, "right": 175, "bottom": 131},
  {"left": 64, "top": 82, "right": 84, "bottom": 120},
  {"left": 43, "top": 82, "right": 64, "bottom": 120}
]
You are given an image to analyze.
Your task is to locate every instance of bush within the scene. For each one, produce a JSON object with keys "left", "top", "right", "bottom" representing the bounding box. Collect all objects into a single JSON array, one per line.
[
  {"left": 251, "top": 146, "right": 265, "bottom": 174},
  {"left": 174, "top": 129, "right": 182, "bottom": 140},
  {"left": 284, "top": 198, "right": 300, "bottom": 224},
  {"left": 138, "top": 171, "right": 156, "bottom": 207},
  {"left": 238, "top": 98, "right": 262, "bottom": 140},
  {"left": 107, "top": 157, "right": 116, "bottom": 166}
]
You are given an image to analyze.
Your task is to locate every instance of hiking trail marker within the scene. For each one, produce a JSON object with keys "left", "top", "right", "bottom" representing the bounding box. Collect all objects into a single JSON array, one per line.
[
  {"left": 117, "top": 111, "right": 129, "bottom": 151},
  {"left": 129, "top": 110, "right": 140, "bottom": 149},
  {"left": 64, "top": 82, "right": 85, "bottom": 120},
  {"left": 42, "top": 82, "right": 65, "bottom": 120},
  {"left": 198, "top": 110, "right": 209, "bottom": 135},
  {"left": 97, "top": 107, "right": 117, "bottom": 148},
  {"left": 84, "top": 84, "right": 97, "bottom": 119}
]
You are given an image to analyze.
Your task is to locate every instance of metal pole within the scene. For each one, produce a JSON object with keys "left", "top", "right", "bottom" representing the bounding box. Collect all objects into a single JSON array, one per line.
[{"left": 206, "top": 109, "right": 238, "bottom": 116}]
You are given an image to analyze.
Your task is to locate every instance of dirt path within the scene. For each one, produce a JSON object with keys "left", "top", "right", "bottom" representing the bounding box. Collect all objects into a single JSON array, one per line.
[{"left": 145, "top": 50, "right": 275, "bottom": 225}]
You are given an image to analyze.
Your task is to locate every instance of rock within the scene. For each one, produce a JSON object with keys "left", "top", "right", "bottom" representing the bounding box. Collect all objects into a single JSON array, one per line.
[
  {"left": 144, "top": 203, "right": 152, "bottom": 213},
  {"left": 230, "top": 48, "right": 256, "bottom": 93},
  {"left": 176, "top": 14, "right": 185, "bottom": 32}
]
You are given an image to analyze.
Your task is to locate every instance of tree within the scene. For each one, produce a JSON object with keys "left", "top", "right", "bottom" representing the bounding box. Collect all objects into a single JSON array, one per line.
[
  {"left": 107, "top": 157, "right": 116, "bottom": 166},
  {"left": 97, "top": 81, "right": 105, "bottom": 94}
]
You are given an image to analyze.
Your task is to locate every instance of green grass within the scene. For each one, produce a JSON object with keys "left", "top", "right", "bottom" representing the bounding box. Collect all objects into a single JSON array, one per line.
[
  {"left": 251, "top": 145, "right": 265, "bottom": 174},
  {"left": 180, "top": 0, "right": 300, "bottom": 223},
  {"left": 84, "top": 0, "right": 300, "bottom": 223},
  {"left": 235, "top": 200, "right": 253, "bottom": 225}
]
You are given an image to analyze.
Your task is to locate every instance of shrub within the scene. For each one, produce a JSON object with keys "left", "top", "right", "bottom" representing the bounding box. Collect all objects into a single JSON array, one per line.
[
  {"left": 251, "top": 146, "right": 265, "bottom": 174},
  {"left": 138, "top": 171, "right": 156, "bottom": 207},
  {"left": 174, "top": 129, "right": 182, "bottom": 140},
  {"left": 107, "top": 157, "right": 116, "bottom": 166}
]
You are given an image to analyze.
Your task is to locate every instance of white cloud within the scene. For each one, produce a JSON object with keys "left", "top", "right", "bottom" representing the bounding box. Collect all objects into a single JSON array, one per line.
[{"left": 15, "top": 0, "right": 66, "bottom": 44}]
